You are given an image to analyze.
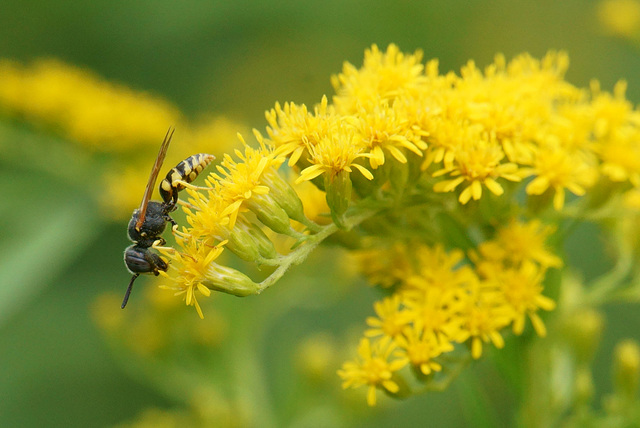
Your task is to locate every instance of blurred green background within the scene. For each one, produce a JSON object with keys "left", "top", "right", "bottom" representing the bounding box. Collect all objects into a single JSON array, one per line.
[{"left": 1, "top": 0, "right": 640, "bottom": 427}]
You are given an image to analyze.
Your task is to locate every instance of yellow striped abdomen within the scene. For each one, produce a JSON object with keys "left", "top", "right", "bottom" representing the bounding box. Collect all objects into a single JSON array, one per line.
[{"left": 159, "top": 153, "right": 215, "bottom": 210}]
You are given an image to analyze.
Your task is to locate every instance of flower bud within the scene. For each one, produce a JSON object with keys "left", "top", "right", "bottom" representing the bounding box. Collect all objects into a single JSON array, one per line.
[
  {"left": 227, "top": 222, "right": 262, "bottom": 262},
  {"left": 262, "top": 168, "right": 308, "bottom": 224},
  {"left": 236, "top": 218, "right": 278, "bottom": 260},
  {"left": 247, "top": 193, "right": 294, "bottom": 235},
  {"left": 204, "top": 263, "right": 259, "bottom": 296},
  {"left": 325, "top": 170, "right": 352, "bottom": 226}
]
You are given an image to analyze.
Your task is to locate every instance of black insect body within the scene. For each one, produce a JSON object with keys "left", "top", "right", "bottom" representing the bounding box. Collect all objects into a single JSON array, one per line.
[{"left": 122, "top": 128, "right": 215, "bottom": 309}]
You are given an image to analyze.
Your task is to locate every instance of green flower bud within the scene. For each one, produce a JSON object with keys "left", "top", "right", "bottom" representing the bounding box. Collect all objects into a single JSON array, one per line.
[
  {"left": 236, "top": 218, "right": 278, "bottom": 260},
  {"left": 227, "top": 223, "right": 262, "bottom": 262},
  {"left": 325, "top": 170, "right": 352, "bottom": 227},
  {"left": 205, "top": 263, "right": 259, "bottom": 297},
  {"left": 262, "top": 168, "right": 308, "bottom": 224},
  {"left": 247, "top": 193, "right": 294, "bottom": 235}
]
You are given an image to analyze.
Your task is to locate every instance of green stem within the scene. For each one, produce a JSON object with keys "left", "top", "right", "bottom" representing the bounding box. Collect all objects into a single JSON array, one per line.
[
  {"left": 585, "top": 241, "right": 634, "bottom": 305},
  {"left": 255, "top": 207, "right": 380, "bottom": 294},
  {"left": 298, "top": 215, "right": 322, "bottom": 233}
]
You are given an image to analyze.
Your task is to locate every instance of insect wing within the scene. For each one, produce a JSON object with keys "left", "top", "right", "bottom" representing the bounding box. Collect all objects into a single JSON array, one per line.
[{"left": 135, "top": 127, "right": 175, "bottom": 230}]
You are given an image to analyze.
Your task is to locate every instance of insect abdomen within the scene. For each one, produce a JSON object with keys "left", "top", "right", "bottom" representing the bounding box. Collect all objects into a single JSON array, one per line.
[{"left": 159, "top": 153, "right": 215, "bottom": 208}]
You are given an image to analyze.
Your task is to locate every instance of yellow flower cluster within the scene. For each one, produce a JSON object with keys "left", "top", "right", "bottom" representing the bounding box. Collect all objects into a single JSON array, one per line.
[
  {"left": 0, "top": 58, "right": 180, "bottom": 151},
  {"left": 156, "top": 136, "right": 313, "bottom": 317},
  {"left": 160, "top": 44, "right": 637, "bottom": 313},
  {"left": 0, "top": 58, "right": 246, "bottom": 218},
  {"left": 341, "top": 220, "right": 558, "bottom": 405},
  {"left": 149, "top": 45, "right": 640, "bottom": 404},
  {"left": 266, "top": 45, "right": 640, "bottom": 211}
]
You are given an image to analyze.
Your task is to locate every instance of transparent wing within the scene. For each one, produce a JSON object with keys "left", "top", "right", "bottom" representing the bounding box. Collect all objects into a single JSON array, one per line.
[{"left": 135, "top": 126, "right": 174, "bottom": 230}]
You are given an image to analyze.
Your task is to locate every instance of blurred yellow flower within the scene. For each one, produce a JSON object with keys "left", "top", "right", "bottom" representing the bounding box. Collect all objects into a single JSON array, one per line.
[
  {"left": 598, "top": 0, "right": 640, "bottom": 39},
  {"left": 0, "top": 58, "right": 181, "bottom": 151},
  {"left": 338, "top": 337, "right": 408, "bottom": 406}
]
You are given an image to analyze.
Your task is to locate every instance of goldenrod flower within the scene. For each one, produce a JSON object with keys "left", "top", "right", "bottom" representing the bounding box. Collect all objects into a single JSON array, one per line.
[
  {"left": 365, "top": 294, "right": 411, "bottom": 339},
  {"left": 0, "top": 58, "right": 180, "bottom": 151},
  {"left": 338, "top": 337, "right": 408, "bottom": 406},
  {"left": 432, "top": 133, "right": 523, "bottom": 204},
  {"left": 476, "top": 220, "right": 562, "bottom": 269},
  {"left": 598, "top": 125, "right": 640, "bottom": 186},
  {"left": 410, "top": 245, "right": 471, "bottom": 289},
  {"left": 457, "top": 285, "right": 511, "bottom": 359},
  {"left": 265, "top": 96, "right": 339, "bottom": 166},
  {"left": 157, "top": 237, "right": 223, "bottom": 319},
  {"left": 351, "top": 102, "right": 425, "bottom": 169},
  {"left": 332, "top": 44, "right": 426, "bottom": 113},
  {"left": 497, "top": 262, "right": 557, "bottom": 337},
  {"left": 95, "top": 45, "right": 640, "bottom": 411},
  {"left": 523, "top": 145, "right": 598, "bottom": 210},
  {"left": 354, "top": 242, "right": 413, "bottom": 288},
  {"left": 296, "top": 129, "right": 373, "bottom": 183},
  {"left": 394, "top": 324, "right": 454, "bottom": 376},
  {"left": 402, "top": 287, "right": 466, "bottom": 343}
]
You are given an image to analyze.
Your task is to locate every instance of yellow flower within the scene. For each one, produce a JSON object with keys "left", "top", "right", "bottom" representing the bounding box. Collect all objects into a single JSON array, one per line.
[
  {"left": 598, "top": 0, "right": 640, "bottom": 38},
  {"left": 157, "top": 237, "right": 223, "bottom": 319},
  {"left": 216, "top": 149, "right": 276, "bottom": 203},
  {"left": 351, "top": 102, "right": 426, "bottom": 169},
  {"left": 456, "top": 284, "right": 511, "bottom": 359},
  {"left": 402, "top": 287, "right": 466, "bottom": 343},
  {"left": 183, "top": 187, "right": 242, "bottom": 244},
  {"left": 365, "top": 294, "right": 411, "bottom": 339},
  {"left": 394, "top": 324, "right": 454, "bottom": 376},
  {"left": 406, "top": 245, "right": 477, "bottom": 294},
  {"left": 477, "top": 220, "right": 562, "bottom": 269},
  {"left": 338, "top": 337, "right": 408, "bottom": 406},
  {"left": 497, "top": 262, "right": 556, "bottom": 337},
  {"left": 296, "top": 129, "right": 373, "bottom": 183},
  {"left": 524, "top": 145, "right": 598, "bottom": 210},
  {"left": 332, "top": 44, "right": 426, "bottom": 113},
  {"left": 184, "top": 138, "right": 286, "bottom": 241},
  {"left": 265, "top": 96, "right": 339, "bottom": 167},
  {"left": 598, "top": 125, "right": 640, "bottom": 186},
  {"left": 354, "top": 242, "right": 413, "bottom": 288},
  {"left": 432, "top": 134, "right": 522, "bottom": 204}
]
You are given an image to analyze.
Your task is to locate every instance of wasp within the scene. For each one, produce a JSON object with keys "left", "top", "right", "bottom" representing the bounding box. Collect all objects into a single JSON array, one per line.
[{"left": 122, "top": 127, "right": 215, "bottom": 308}]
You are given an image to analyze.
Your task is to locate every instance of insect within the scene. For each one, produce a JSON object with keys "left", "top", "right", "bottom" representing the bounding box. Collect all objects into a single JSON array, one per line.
[{"left": 122, "top": 127, "right": 215, "bottom": 309}]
